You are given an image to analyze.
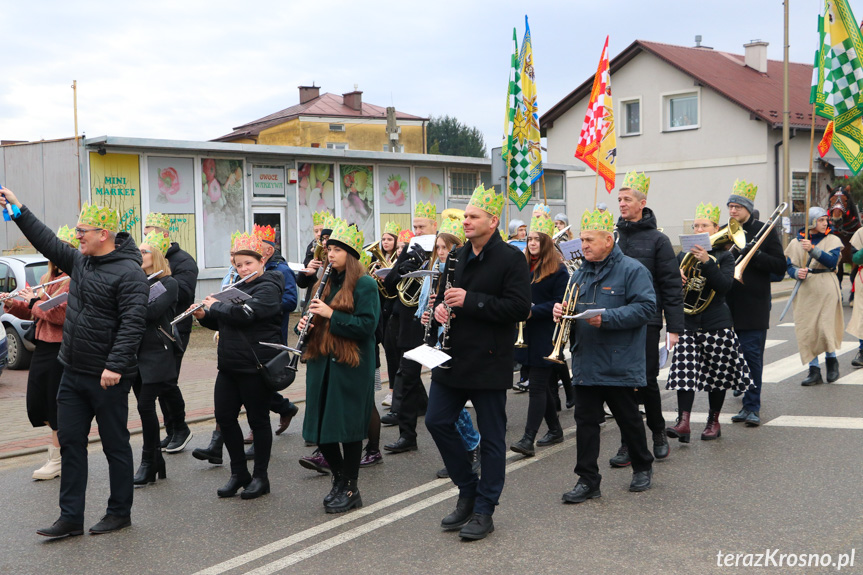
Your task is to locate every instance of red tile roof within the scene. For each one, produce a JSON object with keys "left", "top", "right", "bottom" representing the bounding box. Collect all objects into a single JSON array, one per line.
[
  {"left": 541, "top": 40, "right": 828, "bottom": 132},
  {"left": 213, "top": 93, "right": 427, "bottom": 142}
]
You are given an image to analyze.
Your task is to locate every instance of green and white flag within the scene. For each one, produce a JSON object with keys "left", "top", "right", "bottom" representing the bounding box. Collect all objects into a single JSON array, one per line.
[
  {"left": 501, "top": 28, "right": 520, "bottom": 163},
  {"left": 811, "top": 0, "right": 863, "bottom": 131}
]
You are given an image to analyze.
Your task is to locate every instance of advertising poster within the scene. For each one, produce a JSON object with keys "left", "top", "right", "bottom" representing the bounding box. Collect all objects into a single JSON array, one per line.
[
  {"left": 89, "top": 152, "right": 142, "bottom": 240},
  {"left": 414, "top": 167, "right": 444, "bottom": 211},
  {"left": 147, "top": 157, "right": 195, "bottom": 211},
  {"left": 340, "top": 165, "right": 375, "bottom": 241},
  {"left": 252, "top": 166, "right": 286, "bottom": 197},
  {"left": 297, "top": 163, "right": 335, "bottom": 244},
  {"left": 202, "top": 158, "right": 245, "bottom": 269},
  {"left": 379, "top": 166, "right": 411, "bottom": 237}
]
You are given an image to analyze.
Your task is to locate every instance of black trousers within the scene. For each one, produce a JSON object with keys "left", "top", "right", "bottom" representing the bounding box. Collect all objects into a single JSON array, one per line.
[
  {"left": 394, "top": 356, "right": 427, "bottom": 442},
  {"left": 57, "top": 370, "right": 134, "bottom": 524},
  {"left": 158, "top": 332, "right": 190, "bottom": 436},
  {"left": 319, "top": 441, "right": 363, "bottom": 482},
  {"left": 133, "top": 379, "right": 174, "bottom": 452},
  {"left": 425, "top": 382, "right": 507, "bottom": 516},
  {"left": 573, "top": 385, "right": 654, "bottom": 488},
  {"left": 617, "top": 324, "right": 666, "bottom": 441},
  {"left": 214, "top": 370, "right": 272, "bottom": 478},
  {"left": 383, "top": 315, "right": 402, "bottom": 398},
  {"left": 525, "top": 366, "right": 560, "bottom": 435}
]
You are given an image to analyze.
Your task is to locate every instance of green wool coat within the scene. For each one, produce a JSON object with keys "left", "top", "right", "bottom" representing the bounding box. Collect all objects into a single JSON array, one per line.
[{"left": 302, "top": 273, "right": 380, "bottom": 444}]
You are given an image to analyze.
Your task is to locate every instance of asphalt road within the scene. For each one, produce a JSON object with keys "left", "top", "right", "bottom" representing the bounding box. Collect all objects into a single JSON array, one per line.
[{"left": 2, "top": 296, "right": 862, "bottom": 575}]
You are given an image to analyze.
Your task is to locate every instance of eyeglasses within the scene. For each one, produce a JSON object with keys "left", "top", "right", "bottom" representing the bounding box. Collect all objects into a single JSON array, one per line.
[
  {"left": 690, "top": 224, "right": 714, "bottom": 231},
  {"left": 74, "top": 226, "right": 102, "bottom": 237},
  {"left": 140, "top": 249, "right": 152, "bottom": 255}
]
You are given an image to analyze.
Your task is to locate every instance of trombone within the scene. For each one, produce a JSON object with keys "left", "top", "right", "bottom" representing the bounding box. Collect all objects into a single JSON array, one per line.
[
  {"left": 0, "top": 276, "right": 69, "bottom": 303},
  {"left": 170, "top": 270, "right": 258, "bottom": 326},
  {"left": 365, "top": 240, "right": 397, "bottom": 299},
  {"left": 732, "top": 202, "right": 788, "bottom": 284}
]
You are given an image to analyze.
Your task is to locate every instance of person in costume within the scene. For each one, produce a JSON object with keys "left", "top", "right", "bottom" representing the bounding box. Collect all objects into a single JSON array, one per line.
[
  {"left": 509, "top": 204, "right": 569, "bottom": 457},
  {"left": 2, "top": 226, "right": 74, "bottom": 481},
  {"left": 554, "top": 213, "right": 573, "bottom": 241},
  {"left": 785, "top": 207, "right": 844, "bottom": 386},
  {"left": 297, "top": 211, "right": 335, "bottom": 302},
  {"left": 556, "top": 208, "right": 657, "bottom": 505},
  {"left": 191, "top": 232, "right": 283, "bottom": 500},
  {"left": 845, "top": 225, "right": 863, "bottom": 367},
  {"left": 665, "top": 203, "right": 753, "bottom": 444},
  {"left": 425, "top": 184, "right": 531, "bottom": 541},
  {"left": 299, "top": 220, "right": 380, "bottom": 514}
]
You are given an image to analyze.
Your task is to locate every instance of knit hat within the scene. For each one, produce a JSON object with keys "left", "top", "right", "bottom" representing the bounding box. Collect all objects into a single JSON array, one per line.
[{"left": 727, "top": 179, "right": 758, "bottom": 214}]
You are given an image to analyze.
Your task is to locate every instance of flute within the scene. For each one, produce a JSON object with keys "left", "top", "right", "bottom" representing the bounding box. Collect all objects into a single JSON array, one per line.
[
  {"left": 170, "top": 270, "right": 259, "bottom": 326},
  {"left": 0, "top": 276, "right": 69, "bottom": 303}
]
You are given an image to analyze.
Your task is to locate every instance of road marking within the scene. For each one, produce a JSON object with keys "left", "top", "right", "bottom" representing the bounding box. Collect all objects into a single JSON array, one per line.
[
  {"left": 777, "top": 323, "right": 795, "bottom": 328},
  {"left": 195, "top": 428, "right": 577, "bottom": 575},
  {"left": 832, "top": 367, "right": 863, "bottom": 385},
  {"left": 661, "top": 411, "right": 735, "bottom": 424},
  {"left": 762, "top": 341, "right": 857, "bottom": 383},
  {"left": 658, "top": 339, "right": 785, "bottom": 381},
  {"left": 764, "top": 415, "right": 863, "bottom": 429}
]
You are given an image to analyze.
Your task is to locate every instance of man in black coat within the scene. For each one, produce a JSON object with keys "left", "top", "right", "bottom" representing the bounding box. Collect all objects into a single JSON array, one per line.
[
  {"left": 425, "top": 188, "right": 531, "bottom": 541},
  {"left": 144, "top": 214, "right": 198, "bottom": 453},
  {"left": 613, "top": 173, "right": 684, "bottom": 464},
  {"left": 1, "top": 189, "right": 148, "bottom": 539},
  {"left": 725, "top": 181, "right": 786, "bottom": 427}
]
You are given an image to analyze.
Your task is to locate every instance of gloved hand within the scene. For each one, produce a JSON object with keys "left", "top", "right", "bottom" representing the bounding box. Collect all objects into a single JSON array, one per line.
[{"left": 399, "top": 244, "right": 426, "bottom": 273}]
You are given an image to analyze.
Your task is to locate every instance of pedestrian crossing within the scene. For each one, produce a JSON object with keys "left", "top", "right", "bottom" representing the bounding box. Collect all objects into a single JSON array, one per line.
[
  {"left": 762, "top": 340, "right": 857, "bottom": 383},
  {"left": 658, "top": 339, "right": 784, "bottom": 382},
  {"left": 660, "top": 411, "right": 863, "bottom": 429}
]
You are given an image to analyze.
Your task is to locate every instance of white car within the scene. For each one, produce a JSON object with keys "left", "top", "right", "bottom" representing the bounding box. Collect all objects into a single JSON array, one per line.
[{"left": 0, "top": 255, "right": 51, "bottom": 369}]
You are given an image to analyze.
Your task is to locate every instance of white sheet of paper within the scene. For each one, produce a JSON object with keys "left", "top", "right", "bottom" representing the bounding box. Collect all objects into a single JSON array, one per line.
[
  {"left": 559, "top": 238, "right": 583, "bottom": 261},
  {"left": 678, "top": 232, "right": 710, "bottom": 253},
  {"left": 658, "top": 333, "right": 675, "bottom": 368},
  {"left": 213, "top": 287, "right": 251, "bottom": 304},
  {"left": 148, "top": 281, "right": 167, "bottom": 302},
  {"left": 37, "top": 292, "right": 68, "bottom": 311},
  {"left": 408, "top": 234, "right": 436, "bottom": 253},
  {"left": 288, "top": 262, "right": 306, "bottom": 272},
  {"left": 404, "top": 344, "right": 452, "bottom": 370},
  {"left": 373, "top": 267, "right": 392, "bottom": 278},
  {"left": 562, "top": 308, "right": 606, "bottom": 320}
]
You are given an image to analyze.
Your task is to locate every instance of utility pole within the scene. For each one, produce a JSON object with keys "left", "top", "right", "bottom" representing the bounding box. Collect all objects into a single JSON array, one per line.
[
  {"left": 386, "top": 106, "right": 398, "bottom": 153},
  {"left": 72, "top": 80, "right": 82, "bottom": 210}
]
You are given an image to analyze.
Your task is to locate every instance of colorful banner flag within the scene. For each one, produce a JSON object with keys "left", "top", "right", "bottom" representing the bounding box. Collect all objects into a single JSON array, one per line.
[
  {"left": 501, "top": 28, "right": 520, "bottom": 163},
  {"left": 508, "top": 15, "right": 543, "bottom": 210},
  {"left": 574, "top": 36, "right": 617, "bottom": 192}
]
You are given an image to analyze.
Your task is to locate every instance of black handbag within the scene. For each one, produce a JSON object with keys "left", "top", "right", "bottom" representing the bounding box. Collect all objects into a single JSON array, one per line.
[{"left": 240, "top": 332, "right": 296, "bottom": 391}]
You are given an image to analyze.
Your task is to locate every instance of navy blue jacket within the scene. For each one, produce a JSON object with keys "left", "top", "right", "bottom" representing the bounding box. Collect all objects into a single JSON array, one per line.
[
  {"left": 265, "top": 252, "right": 298, "bottom": 344},
  {"left": 517, "top": 263, "right": 569, "bottom": 367},
  {"left": 785, "top": 229, "right": 841, "bottom": 278}
]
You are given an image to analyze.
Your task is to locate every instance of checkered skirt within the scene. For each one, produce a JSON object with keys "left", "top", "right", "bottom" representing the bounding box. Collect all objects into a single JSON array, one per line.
[{"left": 666, "top": 328, "right": 754, "bottom": 392}]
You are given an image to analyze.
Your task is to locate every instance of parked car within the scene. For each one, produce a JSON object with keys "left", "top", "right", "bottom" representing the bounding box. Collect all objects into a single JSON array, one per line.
[
  {"left": 0, "top": 255, "right": 50, "bottom": 370},
  {"left": 0, "top": 322, "right": 8, "bottom": 378}
]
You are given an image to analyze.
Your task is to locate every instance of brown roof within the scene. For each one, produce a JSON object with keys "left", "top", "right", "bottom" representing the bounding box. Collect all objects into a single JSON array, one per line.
[
  {"left": 213, "top": 93, "right": 427, "bottom": 142},
  {"left": 541, "top": 40, "right": 828, "bottom": 132}
]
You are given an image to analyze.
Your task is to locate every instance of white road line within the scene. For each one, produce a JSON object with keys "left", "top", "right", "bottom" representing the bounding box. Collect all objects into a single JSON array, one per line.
[
  {"left": 777, "top": 323, "right": 795, "bottom": 328},
  {"left": 762, "top": 341, "right": 857, "bottom": 383},
  {"left": 832, "top": 367, "right": 863, "bottom": 385},
  {"left": 764, "top": 415, "right": 863, "bottom": 429},
  {"left": 658, "top": 339, "right": 785, "bottom": 381},
  {"left": 661, "top": 411, "right": 735, "bottom": 424},
  {"left": 194, "top": 428, "right": 577, "bottom": 575}
]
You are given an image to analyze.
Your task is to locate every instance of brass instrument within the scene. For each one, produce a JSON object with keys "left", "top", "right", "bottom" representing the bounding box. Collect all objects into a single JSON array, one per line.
[
  {"left": 312, "top": 240, "right": 326, "bottom": 262},
  {"left": 171, "top": 271, "right": 258, "bottom": 326},
  {"left": 733, "top": 202, "right": 788, "bottom": 284},
  {"left": 514, "top": 321, "right": 527, "bottom": 348},
  {"left": 366, "top": 241, "right": 396, "bottom": 299},
  {"left": 545, "top": 282, "right": 579, "bottom": 364},
  {"left": 396, "top": 243, "right": 430, "bottom": 307},
  {"left": 0, "top": 276, "right": 69, "bottom": 303},
  {"left": 680, "top": 218, "right": 746, "bottom": 315}
]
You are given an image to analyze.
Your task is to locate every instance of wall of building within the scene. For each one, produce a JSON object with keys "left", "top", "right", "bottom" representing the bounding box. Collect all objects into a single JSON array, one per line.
[{"left": 257, "top": 119, "right": 424, "bottom": 153}]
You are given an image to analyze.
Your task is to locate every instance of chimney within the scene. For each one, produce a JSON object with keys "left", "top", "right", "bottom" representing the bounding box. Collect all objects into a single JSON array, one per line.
[
  {"left": 744, "top": 40, "right": 769, "bottom": 73},
  {"left": 299, "top": 85, "right": 320, "bottom": 104},
  {"left": 342, "top": 89, "right": 363, "bottom": 112}
]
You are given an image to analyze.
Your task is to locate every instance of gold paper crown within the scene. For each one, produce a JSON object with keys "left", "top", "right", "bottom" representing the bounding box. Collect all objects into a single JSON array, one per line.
[
  {"left": 529, "top": 212, "right": 555, "bottom": 237},
  {"left": 439, "top": 212, "right": 466, "bottom": 243},
  {"left": 622, "top": 171, "right": 650, "bottom": 195},
  {"left": 253, "top": 224, "right": 277, "bottom": 244},
  {"left": 142, "top": 230, "right": 171, "bottom": 256},
  {"left": 397, "top": 229, "right": 414, "bottom": 243},
  {"left": 468, "top": 184, "right": 505, "bottom": 218},
  {"left": 581, "top": 209, "right": 615, "bottom": 232},
  {"left": 329, "top": 220, "right": 365, "bottom": 258},
  {"left": 383, "top": 220, "right": 401, "bottom": 237},
  {"left": 56, "top": 225, "right": 80, "bottom": 248},
  {"left": 145, "top": 213, "right": 172, "bottom": 231},
  {"left": 232, "top": 232, "right": 263, "bottom": 256},
  {"left": 78, "top": 203, "right": 119, "bottom": 233},
  {"left": 312, "top": 210, "right": 328, "bottom": 226},
  {"left": 695, "top": 202, "right": 721, "bottom": 224},
  {"left": 732, "top": 179, "right": 758, "bottom": 202},
  {"left": 359, "top": 250, "right": 372, "bottom": 268},
  {"left": 322, "top": 213, "right": 338, "bottom": 231},
  {"left": 414, "top": 201, "right": 436, "bottom": 220}
]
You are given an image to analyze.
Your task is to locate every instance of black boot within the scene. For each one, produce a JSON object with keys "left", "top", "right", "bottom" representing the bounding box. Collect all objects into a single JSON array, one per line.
[
  {"left": 536, "top": 427, "right": 564, "bottom": 447},
  {"left": 652, "top": 430, "right": 670, "bottom": 460},
  {"left": 323, "top": 472, "right": 345, "bottom": 506},
  {"left": 826, "top": 356, "right": 840, "bottom": 383},
  {"left": 217, "top": 472, "right": 252, "bottom": 498},
  {"left": 510, "top": 431, "right": 536, "bottom": 456},
  {"left": 133, "top": 449, "right": 164, "bottom": 485},
  {"left": 325, "top": 479, "right": 362, "bottom": 514},
  {"left": 192, "top": 430, "right": 223, "bottom": 465},
  {"left": 240, "top": 476, "right": 270, "bottom": 499},
  {"left": 440, "top": 496, "right": 475, "bottom": 530},
  {"left": 801, "top": 365, "right": 823, "bottom": 386}
]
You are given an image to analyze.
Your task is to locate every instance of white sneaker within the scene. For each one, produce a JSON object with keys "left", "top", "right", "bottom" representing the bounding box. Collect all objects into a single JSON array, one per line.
[
  {"left": 382, "top": 393, "right": 392, "bottom": 407},
  {"left": 32, "top": 446, "right": 61, "bottom": 480},
  {"left": 465, "top": 400, "right": 474, "bottom": 408}
]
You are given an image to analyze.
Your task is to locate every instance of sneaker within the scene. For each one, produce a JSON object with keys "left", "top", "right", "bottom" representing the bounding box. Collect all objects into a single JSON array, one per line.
[
  {"left": 165, "top": 427, "right": 193, "bottom": 453},
  {"left": 512, "top": 380, "right": 529, "bottom": 393},
  {"left": 299, "top": 450, "right": 331, "bottom": 474},
  {"left": 609, "top": 443, "right": 631, "bottom": 468},
  {"left": 382, "top": 393, "right": 392, "bottom": 407}
]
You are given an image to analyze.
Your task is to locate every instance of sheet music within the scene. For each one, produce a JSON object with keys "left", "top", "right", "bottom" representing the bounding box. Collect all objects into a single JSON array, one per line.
[
  {"left": 404, "top": 344, "right": 451, "bottom": 369},
  {"left": 148, "top": 281, "right": 166, "bottom": 302},
  {"left": 401, "top": 269, "right": 439, "bottom": 279},
  {"left": 212, "top": 287, "right": 251, "bottom": 304},
  {"left": 678, "top": 233, "right": 710, "bottom": 253},
  {"left": 559, "top": 238, "right": 583, "bottom": 261},
  {"left": 37, "top": 292, "right": 68, "bottom": 311},
  {"left": 373, "top": 267, "right": 392, "bottom": 278},
  {"left": 408, "top": 234, "right": 436, "bottom": 252},
  {"left": 562, "top": 308, "right": 606, "bottom": 320}
]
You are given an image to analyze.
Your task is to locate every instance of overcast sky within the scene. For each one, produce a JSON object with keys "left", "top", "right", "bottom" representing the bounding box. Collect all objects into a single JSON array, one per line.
[{"left": 1, "top": 0, "right": 824, "bottom": 154}]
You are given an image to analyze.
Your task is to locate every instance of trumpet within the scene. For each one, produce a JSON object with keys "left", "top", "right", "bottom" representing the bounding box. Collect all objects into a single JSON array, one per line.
[
  {"left": 514, "top": 321, "right": 527, "bottom": 348},
  {"left": 312, "top": 240, "right": 326, "bottom": 262},
  {"left": 733, "top": 202, "right": 788, "bottom": 284},
  {"left": 681, "top": 218, "right": 746, "bottom": 315},
  {"left": 365, "top": 241, "right": 396, "bottom": 299},
  {"left": 0, "top": 276, "right": 69, "bottom": 303},
  {"left": 545, "top": 282, "right": 579, "bottom": 364},
  {"left": 170, "top": 270, "right": 258, "bottom": 326}
]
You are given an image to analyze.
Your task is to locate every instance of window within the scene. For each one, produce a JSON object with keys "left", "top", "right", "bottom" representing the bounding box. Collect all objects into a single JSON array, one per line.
[
  {"left": 381, "top": 144, "right": 405, "bottom": 152},
  {"left": 530, "top": 173, "right": 565, "bottom": 201},
  {"left": 791, "top": 173, "right": 808, "bottom": 215},
  {"left": 326, "top": 142, "right": 348, "bottom": 150},
  {"left": 450, "top": 171, "right": 478, "bottom": 196},
  {"left": 329, "top": 123, "right": 345, "bottom": 132},
  {"left": 664, "top": 91, "right": 699, "bottom": 131},
  {"left": 25, "top": 262, "right": 49, "bottom": 288},
  {"left": 621, "top": 99, "right": 641, "bottom": 136}
]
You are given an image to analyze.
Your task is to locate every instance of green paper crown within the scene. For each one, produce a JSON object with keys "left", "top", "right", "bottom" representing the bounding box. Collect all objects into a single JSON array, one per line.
[
  {"left": 145, "top": 212, "right": 172, "bottom": 232},
  {"left": 383, "top": 220, "right": 401, "bottom": 237},
  {"left": 581, "top": 209, "right": 615, "bottom": 233},
  {"left": 230, "top": 230, "right": 243, "bottom": 249},
  {"left": 695, "top": 202, "right": 721, "bottom": 224},
  {"left": 56, "top": 225, "right": 80, "bottom": 248},
  {"left": 313, "top": 210, "right": 328, "bottom": 226},
  {"left": 622, "top": 171, "right": 650, "bottom": 195},
  {"left": 329, "top": 220, "right": 364, "bottom": 257},
  {"left": 359, "top": 250, "right": 372, "bottom": 268},
  {"left": 530, "top": 212, "right": 555, "bottom": 237},
  {"left": 468, "top": 184, "right": 505, "bottom": 218},
  {"left": 439, "top": 212, "right": 465, "bottom": 243},
  {"left": 322, "top": 213, "right": 338, "bottom": 231},
  {"left": 732, "top": 179, "right": 757, "bottom": 202},
  {"left": 414, "top": 201, "right": 436, "bottom": 220},
  {"left": 78, "top": 202, "right": 119, "bottom": 233},
  {"left": 142, "top": 230, "right": 171, "bottom": 256}
]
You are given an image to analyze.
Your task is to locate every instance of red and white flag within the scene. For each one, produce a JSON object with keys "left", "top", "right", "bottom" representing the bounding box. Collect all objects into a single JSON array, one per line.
[{"left": 575, "top": 36, "right": 617, "bottom": 192}]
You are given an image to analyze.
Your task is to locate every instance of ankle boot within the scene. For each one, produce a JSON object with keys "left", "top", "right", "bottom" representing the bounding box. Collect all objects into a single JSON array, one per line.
[
  {"left": 323, "top": 472, "right": 344, "bottom": 506},
  {"left": 826, "top": 356, "right": 840, "bottom": 383},
  {"left": 536, "top": 427, "right": 564, "bottom": 447},
  {"left": 217, "top": 472, "right": 252, "bottom": 498},
  {"left": 192, "top": 430, "right": 223, "bottom": 465},
  {"left": 701, "top": 410, "right": 721, "bottom": 440},
  {"left": 801, "top": 366, "right": 823, "bottom": 386},
  {"left": 32, "top": 446, "right": 62, "bottom": 480},
  {"left": 240, "top": 475, "right": 270, "bottom": 499},
  {"left": 325, "top": 478, "right": 362, "bottom": 514},
  {"left": 133, "top": 449, "right": 159, "bottom": 485},
  {"left": 666, "top": 411, "right": 691, "bottom": 443},
  {"left": 510, "top": 431, "right": 537, "bottom": 457},
  {"left": 652, "top": 430, "right": 670, "bottom": 459}
]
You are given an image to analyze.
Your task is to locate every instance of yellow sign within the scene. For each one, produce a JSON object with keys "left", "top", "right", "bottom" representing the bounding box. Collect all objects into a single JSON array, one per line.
[
  {"left": 89, "top": 152, "right": 142, "bottom": 240},
  {"left": 164, "top": 214, "right": 196, "bottom": 261}
]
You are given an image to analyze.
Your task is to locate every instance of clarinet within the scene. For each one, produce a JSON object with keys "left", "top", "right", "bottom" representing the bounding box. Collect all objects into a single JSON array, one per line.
[
  {"left": 437, "top": 245, "right": 458, "bottom": 355},
  {"left": 290, "top": 263, "right": 333, "bottom": 369}
]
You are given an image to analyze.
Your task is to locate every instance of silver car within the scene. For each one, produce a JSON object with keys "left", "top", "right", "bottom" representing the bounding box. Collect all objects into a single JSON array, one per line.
[{"left": 0, "top": 255, "right": 51, "bottom": 369}]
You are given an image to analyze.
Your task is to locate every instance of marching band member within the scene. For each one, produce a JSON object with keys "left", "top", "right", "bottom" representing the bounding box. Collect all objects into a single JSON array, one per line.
[
  {"left": 3, "top": 226, "right": 74, "bottom": 481},
  {"left": 379, "top": 221, "right": 401, "bottom": 412},
  {"left": 425, "top": 184, "right": 531, "bottom": 541},
  {"left": 785, "top": 207, "right": 844, "bottom": 385},
  {"left": 510, "top": 205, "right": 568, "bottom": 457},
  {"left": 192, "top": 232, "right": 283, "bottom": 500},
  {"left": 296, "top": 211, "right": 330, "bottom": 294},
  {"left": 396, "top": 228, "right": 413, "bottom": 257},
  {"left": 665, "top": 204, "right": 752, "bottom": 444},
  {"left": 726, "top": 180, "right": 786, "bottom": 427},
  {"left": 612, "top": 171, "right": 683, "bottom": 465},
  {"left": 557, "top": 208, "right": 657, "bottom": 504},
  {"left": 299, "top": 221, "right": 380, "bottom": 513}
]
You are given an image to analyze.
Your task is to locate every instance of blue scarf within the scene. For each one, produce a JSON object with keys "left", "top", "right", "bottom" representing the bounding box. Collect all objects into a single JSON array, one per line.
[{"left": 416, "top": 260, "right": 445, "bottom": 319}]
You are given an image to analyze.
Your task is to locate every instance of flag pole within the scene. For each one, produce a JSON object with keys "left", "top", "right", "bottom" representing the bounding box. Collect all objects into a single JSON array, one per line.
[
  {"left": 804, "top": 102, "right": 817, "bottom": 241},
  {"left": 593, "top": 149, "right": 600, "bottom": 209},
  {"left": 541, "top": 174, "right": 547, "bottom": 203}
]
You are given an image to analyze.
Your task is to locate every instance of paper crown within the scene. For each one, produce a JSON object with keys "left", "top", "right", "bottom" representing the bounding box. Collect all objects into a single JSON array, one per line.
[
  {"left": 530, "top": 212, "right": 555, "bottom": 237},
  {"left": 312, "top": 210, "right": 328, "bottom": 226},
  {"left": 78, "top": 203, "right": 119, "bottom": 233},
  {"left": 329, "top": 220, "right": 364, "bottom": 258},
  {"left": 414, "top": 201, "right": 436, "bottom": 220},
  {"left": 230, "top": 230, "right": 243, "bottom": 249},
  {"left": 359, "top": 250, "right": 372, "bottom": 268},
  {"left": 253, "top": 223, "right": 277, "bottom": 244},
  {"left": 56, "top": 225, "right": 80, "bottom": 248},
  {"left": 322, "top": 213, "right": 338, "bottom": 232},
  {"left": 397, "top": 229, "right": 414, "bottom": 243},
  {"left": 439, "top": 211, "right": 466, "bottom": 243},
  {"left": 468, "top": 184, "right": 505, "bottom": 218},
  {"left": 383, "top": 220, "right": 401, "bottom": 237},
  {"left": 621, "top": 171, "right": 650, "bottom": 195},
  {"left": 142, "top": 230, "right": 171, "bottom": 256},
  {"left": 232, "top": 232, "right": 263, "bottom": 256},
  {"left": 695, "top": 202, "right": 721, "bottom": 224},
  {"left": 581, "top": 209, "right": 615, "bottom": 233},
  {"left": 732, "top": 179, "right": 758, "bottom": 202},
  {"left": 145, "top": 212, "right": 172, "bottom": 231}
]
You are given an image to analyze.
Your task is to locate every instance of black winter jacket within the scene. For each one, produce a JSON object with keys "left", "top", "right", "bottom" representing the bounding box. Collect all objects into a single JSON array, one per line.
[
  {"left": 197, "top": 270, "right": 283, "bottom": 374},
  {"left": 616, "top": 208, "right": 685, "bottom": 333},
  {"left": 166, "top": 242, "right": 198, "bottom": 336},
  {"left": 297, "top": 238, "right": 319, "bottom": 290},
  {"left": 15, "top": 206, "right": 148, "bottom": 377},
  {"left": 138, "top": 275, "right": 179, "bottom": 384},
  {"left": 384, "top": 242, "right": 428, "bottom": 349},
  {"left": 514, "top": 263, "right": 569, "bottom": 367},
  {"left": 679, "top": 248, "right": 734, "bottom": 332}
]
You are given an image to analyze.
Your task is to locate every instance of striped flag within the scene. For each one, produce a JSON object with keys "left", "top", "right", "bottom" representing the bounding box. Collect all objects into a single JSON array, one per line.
[
  {"left": 575, "top": 36, "right": 617, "bottom": 192},
  {"left": 508, "top": 15, "right": 543, "bottom": 210},
  {"left": 501, "top": 28, "right": 520, "bottom": 163}
]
